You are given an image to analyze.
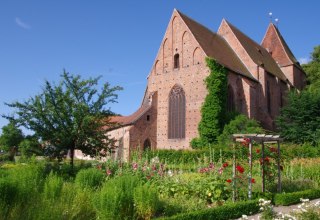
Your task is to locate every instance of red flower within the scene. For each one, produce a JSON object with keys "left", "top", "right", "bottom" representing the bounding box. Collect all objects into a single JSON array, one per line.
[
  {"left": 106, "top": 169, "right": 112, "bottom": 176},
  {"left": 226, "top": 179, "right": 232, "bottom": 183},
  {"left": 241, "top": 138, "right": 251, "bottom": 147},
  {"left": 223, "top": 162, "right": 228, "bottom": 168},
  {"left": 251, "top": 178, "right": 256, "bottom": 183},
  {"left": 264, "top": 157, "right": 270, "bottom": 163},
  {"left": 256, "top": 149, "right": 260, "bottom": 154},
  {"left": 269, "top": 147, "right": 277, "bottom": 153},
  {"left": 132, "top": 163, "right": 138, "bottom": 171},
  {"left": 236, "top": 165, "right": 245, "bottom": 173}
]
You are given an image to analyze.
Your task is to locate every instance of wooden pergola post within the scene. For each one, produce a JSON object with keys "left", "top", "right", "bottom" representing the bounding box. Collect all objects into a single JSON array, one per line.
[{"left": 232, "top": 134, "right": 283, "bottom": 199}]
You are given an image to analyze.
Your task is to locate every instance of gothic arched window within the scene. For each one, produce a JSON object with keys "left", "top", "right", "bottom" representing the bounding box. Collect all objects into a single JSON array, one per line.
[
  {"left": 174, "top": 54, "right": 180, "bottom": 69},
  {"left": 227, "top": 85, "right": 235, "bottom": 112},
  {"left": 168, "top": 85, "right": 185, "bottom": 139}
]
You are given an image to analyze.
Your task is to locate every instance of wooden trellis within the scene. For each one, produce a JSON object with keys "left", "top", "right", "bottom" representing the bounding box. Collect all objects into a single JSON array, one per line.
[{"left": 232, "top": 134, "right": 283, "bottom": 200}]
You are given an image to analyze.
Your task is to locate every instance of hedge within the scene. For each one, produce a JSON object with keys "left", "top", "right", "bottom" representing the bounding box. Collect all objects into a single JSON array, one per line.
[
  {"left": 143, "top": 144, "right": 320, "bottom": 165},
  {"left": 274, "top": 189, "right": 320, "bottom": 206},
  {"left": 158, "top": 200, "right": 259, "bottom": 220},
  {"left": 143, "top": 149, "right": 233, "bottom": 164}
]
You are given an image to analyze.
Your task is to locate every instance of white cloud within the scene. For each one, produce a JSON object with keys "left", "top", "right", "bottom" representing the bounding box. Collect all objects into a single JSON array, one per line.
[
  {"left": 15, "top": 17, "right": 31, "bottom": 29},
  {"left": 298, "top": 57, "right": 310, "bottom": 65}
]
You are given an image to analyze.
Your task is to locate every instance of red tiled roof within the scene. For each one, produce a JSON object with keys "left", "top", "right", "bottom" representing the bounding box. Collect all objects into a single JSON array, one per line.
[
  {"left": 177, "top": 10, "right": 256, "bottom": 81},
  {"left": 109, "top": 103, "right": 151, "bottom": 127},
  {"left": 224, "top": 20, "right": 288, "bottom": 82}
]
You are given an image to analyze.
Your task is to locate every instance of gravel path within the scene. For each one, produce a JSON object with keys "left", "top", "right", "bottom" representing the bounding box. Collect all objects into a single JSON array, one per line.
[{"left": 237, "top": 198, "right": 320, "bottom": 220}]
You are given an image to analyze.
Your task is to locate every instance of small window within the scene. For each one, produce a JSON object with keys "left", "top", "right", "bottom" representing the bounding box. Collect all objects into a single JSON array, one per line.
[
  {"left": 174, "top": 54, "right": 180, "bottom": 69},
  {"left": 147, "top": 115, "right": 150, "bottom": 121}
]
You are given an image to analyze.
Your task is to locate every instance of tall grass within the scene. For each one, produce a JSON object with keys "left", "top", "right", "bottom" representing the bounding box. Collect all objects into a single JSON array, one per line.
[{"left": 94, "top": 174, "right": 141, "bottom": 220}]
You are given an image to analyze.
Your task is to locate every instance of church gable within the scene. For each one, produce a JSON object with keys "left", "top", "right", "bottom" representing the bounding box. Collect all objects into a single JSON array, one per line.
[
  {"left": 149, "top": 9, "right": 205, "bottom": 77},
  {"left": 218, "top": 19, "right": 287, "bottom": 82},
  {"left": 261, "top": 23, "right": 297, "bottom": 67}
]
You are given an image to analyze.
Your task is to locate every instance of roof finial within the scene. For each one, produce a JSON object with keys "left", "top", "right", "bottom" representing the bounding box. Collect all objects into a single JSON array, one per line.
[
  {"left": 275, "top": 18, "right": 279, "bottom": 28},
  {"left": 268, "top": 12, "right": 273, "bottom": 23}
]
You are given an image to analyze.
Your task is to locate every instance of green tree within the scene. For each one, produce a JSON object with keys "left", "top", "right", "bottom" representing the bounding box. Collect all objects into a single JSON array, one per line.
[
  {"left": 19, "top": 135, "right": 42, "bottom": 157},
  {"left": 0, "top": 122, "right": 24, "bottom": 160},
  {"left": 197, "top": 57, "right": 228, "bottom": 145},
  {"left": 3, "top": 71, "right": 122, "bottom": 167},
  {"left": 302, "top": 45, "right": 320, "bottom": 90},
  {"left": 276, "top": 89, "right": 320, "bottom": 145}
]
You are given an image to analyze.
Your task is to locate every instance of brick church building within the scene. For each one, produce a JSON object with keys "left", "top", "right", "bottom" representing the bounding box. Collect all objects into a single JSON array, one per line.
[{"left": 77, "top": 9, "right": 306, "bottom": 161}]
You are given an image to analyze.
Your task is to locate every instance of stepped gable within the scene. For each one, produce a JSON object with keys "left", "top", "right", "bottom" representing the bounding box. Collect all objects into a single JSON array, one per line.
[
  {"left": 261, "top": 23, "right": 301, "bottom": 68},
  {"left": 223, "top": 19, "right": 288, "bottom": 82},
  {"left": 176, "top": 10, "right": 255, "bottom": 81}
]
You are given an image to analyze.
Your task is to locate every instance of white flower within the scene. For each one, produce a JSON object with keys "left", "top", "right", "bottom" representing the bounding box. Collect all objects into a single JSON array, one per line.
[{"left": 241, "top": 214, "right": 248, "bottom": 219}]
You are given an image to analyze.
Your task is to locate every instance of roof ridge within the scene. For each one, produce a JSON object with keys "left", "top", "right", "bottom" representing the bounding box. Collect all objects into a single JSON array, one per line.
[
  {"left": 177, "top": 10, "right": 255, "bottom": 80},
  {"left": 224, "top": 19, "right": 288, "bottom": 82}
]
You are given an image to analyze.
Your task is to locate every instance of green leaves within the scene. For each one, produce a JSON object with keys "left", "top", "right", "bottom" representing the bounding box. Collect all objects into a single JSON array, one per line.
[
  {"left": 3, "top": 70, "right": 122, "bottom": 163},
  {"left": 197, "top": 57, "right": 228, "bottom": 145},
  {"left": 276, "top": 89, "right": 320, "bottom": 145}
]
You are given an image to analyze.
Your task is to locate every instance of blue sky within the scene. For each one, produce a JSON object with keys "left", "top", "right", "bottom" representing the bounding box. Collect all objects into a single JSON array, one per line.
[{"left": 0, "top": 1, "right": 319, "bottom": 134}]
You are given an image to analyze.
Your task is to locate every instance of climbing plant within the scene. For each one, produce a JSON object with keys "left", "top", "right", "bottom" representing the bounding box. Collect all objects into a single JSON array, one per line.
[{"left": 191, "top": 57, "right": 228, "bottom": 148}]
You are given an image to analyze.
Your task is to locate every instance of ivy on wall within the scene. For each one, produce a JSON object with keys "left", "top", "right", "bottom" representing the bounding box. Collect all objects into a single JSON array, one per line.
[{"left": 191, "top": 57, "right": 228, "bottom": 147}]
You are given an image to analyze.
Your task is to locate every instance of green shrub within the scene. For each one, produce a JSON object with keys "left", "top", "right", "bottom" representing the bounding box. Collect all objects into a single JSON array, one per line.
[
  {"left": 190, "top": 137, "right": 208, "bottom": 149},
  {"left": 43, "top": 172, "right": 63, "bottom": 200},
  {"left": 94, "top": 175, "right": 141, "bottom": 220},
  {"left": 0, "top": 178, "right": 17, "bottom": 206},
  {"left": 75, "top": 168, "right": 104, "bottom": 189},
  {"left": 158, "top": 200, "right": 259, "bottom": 220},
  {"left": 276, "top": 89, "right": 320, "bottom": 145},
  {"left": 143, "top": 149, "right": 232, "bottom": 165},
  {"left": 269, "top": 178, "right": 315, "bottom": 193},
  {"left": 134, "top": 183, "right": 160, "bottom": 220},
  {"left": 274, "top": 189, "right": 320, "bottom": 206},
  {"left": 218, "top": 114, "right": 263, "bottom": 147}
]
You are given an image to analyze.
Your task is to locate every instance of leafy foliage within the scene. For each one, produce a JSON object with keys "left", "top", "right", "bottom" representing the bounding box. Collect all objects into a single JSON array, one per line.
[
  {"left": 302, "top": 45, "right": 320, "bottom": 90},
  {"left": 193, "top": 57, "right": 228, "bottom": 147},
  {"left": 0, "top": 122, "right": 24, "bottom": 160},
  {"left": 3, "top": 71, "right": 122, "bottom": 166},
  {"left": 19, "top": 135, "right": 42, "bottom": 157},
  {"left": 75, "top": 168, "right": 104, "bottom": 189},
  {"left": 160, "top": 200, "right": 260, "bottom": 220},
  {"left": 133, "top": 183, "right": 160, "bottom": 220},
  {"left": 218, "top": 114, "right": 263, "bottom": 147},
  {"left": 274, "top": 189, "right": 320, "bottom": 206},
  {"left": 276, "top": 89, "right": 320, "bottom": 145}
]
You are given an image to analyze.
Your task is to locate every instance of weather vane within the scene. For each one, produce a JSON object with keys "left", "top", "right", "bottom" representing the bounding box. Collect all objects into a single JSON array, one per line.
[{"left": 269, "top": 12, "right": 273, "bottom": 23}]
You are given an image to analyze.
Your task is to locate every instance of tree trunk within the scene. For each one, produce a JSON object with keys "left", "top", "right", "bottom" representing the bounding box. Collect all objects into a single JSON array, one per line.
[
  {"left": 8, "top": 146, "right": 17, "bottom": 161},
  {"left": 70, "top": 146, "right": 75, "bottom": 170}
]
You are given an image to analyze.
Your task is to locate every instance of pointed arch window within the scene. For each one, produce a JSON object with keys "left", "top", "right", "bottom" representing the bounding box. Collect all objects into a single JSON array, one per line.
[
  {"left": 227, "top": 85, "right": 235, "bottom": 112},
  {"left": 168, "top": 85, "right": 185, "bottom": 139},
  {"left": 174, "top": 54, "right": 180, "bottom": 69}
]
